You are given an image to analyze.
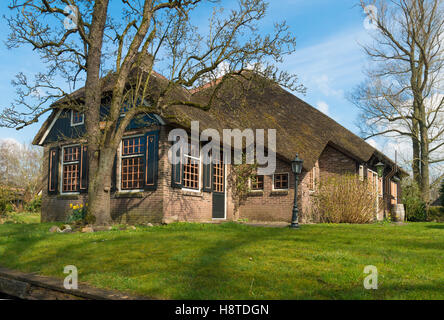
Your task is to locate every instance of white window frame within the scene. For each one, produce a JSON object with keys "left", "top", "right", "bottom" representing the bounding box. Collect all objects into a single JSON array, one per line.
[
  {"left": 60, "top": 144, "right": 81, "bottom": 195},
  {"left": 378, "top": 176, "right": 383, "bottom": 197},
  {"left": 249, "top": 175, "right": 265, "bottom": 192},
  {"left": 182, "top": 149, "right": 202, "bottom": 193},
  {"left": 308, "top": 166, "right": 317, "bottom": 193},
  {"left": 359, "top": 165, "right": 364, "bottom": 181},
  {"left": 117, "top": 134, "right": 145, "bottom": 193},
  {"left": 391, "top": 180, "right": 398, "bottom": 203},
  {"left": 367, "top": 169, "right": 378, "bottom": 192},
  {"left": 70, "top": 110, "right": 84, "bottom": 127},
  {"left": 272, "top": 172, "right": 290, "bottom": 191}
]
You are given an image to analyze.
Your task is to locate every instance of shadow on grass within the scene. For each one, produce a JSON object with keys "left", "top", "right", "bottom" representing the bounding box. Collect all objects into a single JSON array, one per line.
[
  {"left": 1, "top": 223, "right": 289, "bottom": 299},
  {"left": 425, "top": 224, "right": 444, "bottom": 230},
  {"left": 3, "top": 222, "right": 444, "bottom": 300},
  {"left": 0, "top": 223, "right": 54, "bottom": 271}
]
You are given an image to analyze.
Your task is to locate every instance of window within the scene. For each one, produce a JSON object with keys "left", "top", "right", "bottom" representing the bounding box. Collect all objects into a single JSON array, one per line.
[
  {"left": 62, "top": 145, "right": 80, "bottom": 193},
  {"left": 121, "top": 136, "right": 144, "bottom": 190},
  {"left": 391, "top": 180, "right": 398, "bottom": 205},
  {"left": 120, "top": 105, "right": 129, "bottom": 117},
  {"left": 378, "top": 177, "right": 383, "bottom": 196},
  {"left": 273, "top": 173, "right": 289, "bottom": 190},
  {"left": 213, "top": 159, "right": 224, "bottom": 193},
  {"left": 359, "top": 165, "right": 364, "bottom": 181},
  {"left": 372, "top": 172, "right": 378, "bottom": 192},
  {"left": 251, "top": 175, "right": 264, "bottom": 191},
  {"left": 368, "top": 169, "right": 374, "bottom": 187},
  {"left": 308, "top": 167, "right": 316, "bottom": 191},
  {"left": 71, "top": 110, "right": 84, "bottom": 126},
  {"left": 367, "top": 170, "right": 378, "bottom": 193},
  {"left": 183, "top": 145, "right": 201, "bottom": 190}
]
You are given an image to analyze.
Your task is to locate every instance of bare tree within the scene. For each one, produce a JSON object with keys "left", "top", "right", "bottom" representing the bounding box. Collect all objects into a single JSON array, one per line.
[
  {"left": 0, "top": 0, "right": 304, "bottom": 224},
  {"left": 0, "top": 140, "right": 43, "bottom": 200},
  {"left": 351, "top": 0, "right": 444, "bottom": 203}
]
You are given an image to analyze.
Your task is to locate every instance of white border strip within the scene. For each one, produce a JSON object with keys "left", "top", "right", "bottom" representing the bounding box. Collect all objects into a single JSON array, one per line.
[{"left": 39, "top": 110, "right": 62, "bottom": 146}]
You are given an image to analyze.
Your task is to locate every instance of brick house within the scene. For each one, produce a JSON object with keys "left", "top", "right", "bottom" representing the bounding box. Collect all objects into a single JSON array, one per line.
[{"left": 32, "top": 71, "right": 407, "bottom": 224}]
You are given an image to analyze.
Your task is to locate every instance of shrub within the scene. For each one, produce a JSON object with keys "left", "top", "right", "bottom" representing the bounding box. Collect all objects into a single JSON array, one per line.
[
  {"left": 5, "top": 203, "right": 14, "bottom": 213},
  {"left": 25, "top": 195, "right": 42, "bottom": 213},
  {"left": 401, "top": 179, "right": 427, "bottom": 222},
  {"left": 313, "top": 174, "right": 376, "bottom": 224},
  {"left": 0, "top": 187, "right": 13, "bottom": 215},
  {"left": 66, "top": 203, "right": 87, "bottom": 223},
  {"left": 427, "top": 206, "right": 444, "bottom": 222}
]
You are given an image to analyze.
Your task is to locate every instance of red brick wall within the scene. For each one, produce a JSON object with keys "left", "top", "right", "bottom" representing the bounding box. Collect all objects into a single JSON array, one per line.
[
  {"left": 40, "top": 132, "right": 361, "bottom": 225},
  {"left": 318, "top": 145, "right": 358, "bottom": 179},
  {"left": 238, "top": 158, "right": 295, "bottom": 223},
  {"left": 41, "top": 127, "right": 165, "bottom": 224},
  {"left": 161, "top": 126, "right": 235, "bottom": 222},
  {"left": 237, "top": 144, "right": 360, "bottom": 224},
  {"left": 237, "top": 158, "right": 320, "bottom": 224},
  {"left": 41, "top": 125, "right": 234, "bottom": 224}
]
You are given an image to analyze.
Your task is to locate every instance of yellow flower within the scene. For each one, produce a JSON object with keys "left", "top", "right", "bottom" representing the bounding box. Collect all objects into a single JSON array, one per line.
[
  {"left": 80, "top": 204, "right": 83, "bottom": 208},
  {"left": 73, "top": 205, "right": 79, "bottom": 210},
  {"left": 69, "top": 203, "right": 73, "bottom": 208}
]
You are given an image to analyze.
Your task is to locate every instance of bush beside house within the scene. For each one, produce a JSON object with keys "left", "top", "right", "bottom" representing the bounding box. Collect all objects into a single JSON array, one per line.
[
  {"left": 401, "top": 179, "right": 427, "bottom": 222},
  {"left": 427, "top": 206, "right": 444, "bottom": 222},
  {"left": 313, "top": 174, "right": 376, "bottom": 224}
]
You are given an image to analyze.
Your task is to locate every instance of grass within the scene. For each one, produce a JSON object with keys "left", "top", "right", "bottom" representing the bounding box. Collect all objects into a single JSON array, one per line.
[
  {"left": 0, "top": 211, "right": 41, "bottom": 224},
  {"left": 0, "top": 220, "right": 443, "bottom": 300}
]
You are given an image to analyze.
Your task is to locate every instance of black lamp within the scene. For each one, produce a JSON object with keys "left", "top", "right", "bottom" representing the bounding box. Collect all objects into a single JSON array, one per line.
[
  {"left": 291, "top": 154, "right": 303, "bottom": 175},
  {"left": 375, "top": 162, "right": 385, "bottom": 178},
  {"left": 290, "top": 154, "right": 303, "bottom": 229}
]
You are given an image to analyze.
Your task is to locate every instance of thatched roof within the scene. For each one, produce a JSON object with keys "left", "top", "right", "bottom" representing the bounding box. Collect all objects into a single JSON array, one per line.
[
  {"left": 33, "top": 71, "right": 407, "bottom": 175},
  {"left": 165, "top": 75, "right": 406, "bottom": 174},
  {"left": 32, "top": 67, "right": 189, "bottom": 145}
]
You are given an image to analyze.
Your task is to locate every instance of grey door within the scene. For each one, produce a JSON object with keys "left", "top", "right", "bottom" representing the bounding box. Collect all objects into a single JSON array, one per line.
[{"left": 212, "top": 159, "right": 225, "bottom": 219}]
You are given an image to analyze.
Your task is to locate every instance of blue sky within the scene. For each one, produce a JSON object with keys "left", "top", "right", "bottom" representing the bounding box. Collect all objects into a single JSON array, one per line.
[{"left": 0, "top": 1, "right": 387, "bottom": 152}]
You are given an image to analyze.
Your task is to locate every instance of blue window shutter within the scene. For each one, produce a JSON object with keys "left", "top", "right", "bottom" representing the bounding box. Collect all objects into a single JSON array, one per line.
[
  {"left": 202, "top": 150, "right": 212, "bottom": 192},
  {"left": 171, "top": 142, "right": 183, "bottom": 189},
  {"left": 48, "top": 147, "right": 60, "bottom": 195},
  {"left": 80, "top": 145, "right": 88, "bottom": 193},
  {"left": 144, "top": 131, "right": 159, "bottom": 191},
  {"left": 111, "top": 153, "right": 117, "bottom": 192}
]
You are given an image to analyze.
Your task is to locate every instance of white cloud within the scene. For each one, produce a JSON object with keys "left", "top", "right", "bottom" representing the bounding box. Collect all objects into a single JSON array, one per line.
[
  {"left": 316, "top": 101, "right": 329, "bottom": 115},
  {"left": 312, "top": 74, "right": 344, "bottom": 98},
  {"left": 367, "top": 138, "right": 379, "bottom": 149},
  {"left": 285, "top": 28, "right": 371, "bottom": 88}
]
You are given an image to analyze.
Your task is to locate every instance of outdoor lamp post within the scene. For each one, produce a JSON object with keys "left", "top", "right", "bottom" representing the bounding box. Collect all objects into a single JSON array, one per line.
[
  {"left": 376, "top": 162, "right": 385, "bottom": 178},
  {"left": 290, "top": 154, "right": 303, "bottom": 229}
]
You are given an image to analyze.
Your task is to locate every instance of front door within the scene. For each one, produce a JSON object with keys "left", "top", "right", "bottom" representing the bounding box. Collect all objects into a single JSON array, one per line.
[{"left": 212, "top": 158, "right": 225, "bottom": 219}]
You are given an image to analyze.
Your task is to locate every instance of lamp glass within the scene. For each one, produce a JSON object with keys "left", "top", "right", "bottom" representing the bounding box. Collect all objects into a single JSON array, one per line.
[
  {"left": 376, "top": 162, "right": 384, "bottom": 178},
  {"left": 292, "top": 155, "right": 303, "bottom": 174}
]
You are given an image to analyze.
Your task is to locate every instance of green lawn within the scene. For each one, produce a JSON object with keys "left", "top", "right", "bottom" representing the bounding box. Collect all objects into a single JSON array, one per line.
[
  {"left": 0, "top": 221, "right": 443, "bottom": 299},
  {"left": 0, "top": 212, "right": 40, "bottom": 224}
]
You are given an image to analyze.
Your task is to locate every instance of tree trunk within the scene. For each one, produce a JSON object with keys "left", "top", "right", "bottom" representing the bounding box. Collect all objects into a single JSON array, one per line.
[
  {"left": 88, "top": 147, "right": 115, "bottom": 225},
  {"left": 412, "top": 118, "right": 421, "bottom": 188},
  {"left": 83, "top": 0, "right": 111, "bottom": 224},
  {"left": 419, "top": 120, "right": 430, "bottom": 204}
]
